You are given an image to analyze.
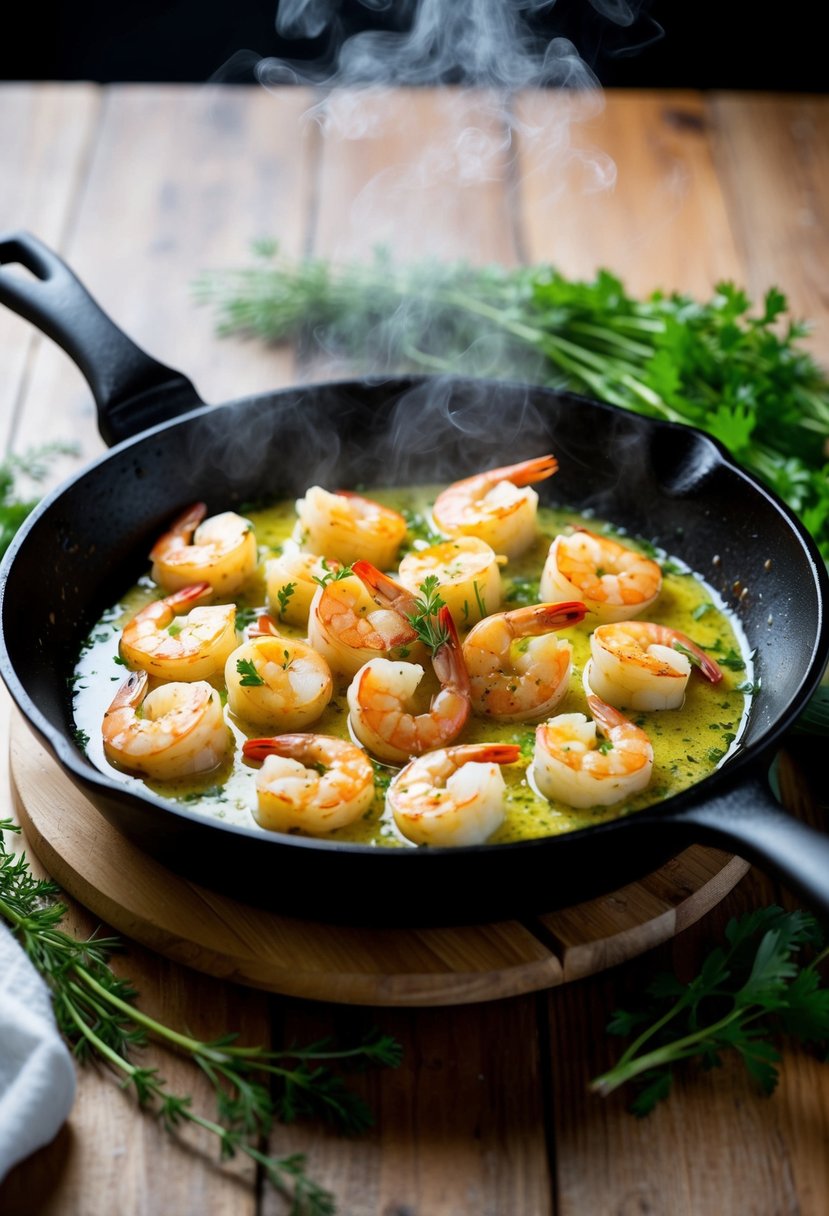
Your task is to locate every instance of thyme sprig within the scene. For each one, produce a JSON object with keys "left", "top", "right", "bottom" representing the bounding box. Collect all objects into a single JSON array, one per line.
[
  {"left": 406, "top": 574, "right": 449, "bottom": 652},
  {"left": 0, "top": 820, "right": 401, "bottom": 1215}
]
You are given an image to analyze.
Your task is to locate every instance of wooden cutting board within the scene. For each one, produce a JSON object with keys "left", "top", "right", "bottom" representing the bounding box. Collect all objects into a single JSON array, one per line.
[{"left": 9, "top": 711, "right": 750, "bottom": 1006}]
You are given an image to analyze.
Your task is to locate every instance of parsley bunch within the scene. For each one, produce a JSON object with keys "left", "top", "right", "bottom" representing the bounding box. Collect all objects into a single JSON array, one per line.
[
  {"left": 195, "top": 248, "right": 829, "bottom": 558},
  {"left": 592, "top": 906, "right": 829, "bottom": 1115},
  {"left": 0, "top": 821, "right": 401, "bottom": 1215}
]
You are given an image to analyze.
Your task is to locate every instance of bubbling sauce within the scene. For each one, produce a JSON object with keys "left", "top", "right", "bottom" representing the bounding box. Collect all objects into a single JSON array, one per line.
[{"left": 72, "top": 489, "right": 753, "bottom": 847}]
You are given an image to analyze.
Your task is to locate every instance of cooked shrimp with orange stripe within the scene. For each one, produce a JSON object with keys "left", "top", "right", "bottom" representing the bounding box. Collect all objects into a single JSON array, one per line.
[
  {"left": 75, "top": 459, "right": 751, "bottom": 846},
  {"left": 540, "top": 528, "right": 662, "bottom": 623},
  {"left": 432, "top": 454, "right": 558, "bottom": 558},
  {"left": 119, "top": 583, "right": 237, "bottom": 682},
  {"left": 586, "top": 620, "right": 723, "bottom": 711},
  {"left": 242, "top": 733, "right": 375, "bottom": 834}
]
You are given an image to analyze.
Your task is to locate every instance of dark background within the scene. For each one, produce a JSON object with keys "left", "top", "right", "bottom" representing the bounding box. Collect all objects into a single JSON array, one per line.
[{"left": 1, "top": 1, "right": 824, "bottom": 91}]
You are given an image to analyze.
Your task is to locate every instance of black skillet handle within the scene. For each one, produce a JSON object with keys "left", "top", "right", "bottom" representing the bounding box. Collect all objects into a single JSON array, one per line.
[
  {"left": 668, "top": 770, "right": 829, "bottom": 919},
  {"left": 0, "top": 231, "right": 205, "bottom": 447}
]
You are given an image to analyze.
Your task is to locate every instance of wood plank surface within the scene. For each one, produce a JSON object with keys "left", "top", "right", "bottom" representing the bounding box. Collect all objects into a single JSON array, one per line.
[
  {"left": 516, "top": 89, "right": 744, "bottom": 297},
  {"left": 0, "top": 85, "right": 99, "bottom": 453},
  {"left": 710, "top": 93, "right": 829, "bottom": 364},
  {"left": 0, "top": 83, "right": 828, "bottom": 1216}
]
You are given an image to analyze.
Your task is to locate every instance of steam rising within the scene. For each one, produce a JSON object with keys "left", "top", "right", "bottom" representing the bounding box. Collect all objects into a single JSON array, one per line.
[{"left": 202, "top": 0, "right": 661, "bottom": 494}]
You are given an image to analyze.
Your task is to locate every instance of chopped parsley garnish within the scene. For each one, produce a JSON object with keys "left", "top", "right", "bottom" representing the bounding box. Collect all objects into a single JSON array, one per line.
[
  {"left": 276, "top": 582, "right": 296, "bottom": 619},
  {"left": 236, "top": 658, "right": 265, "bottom": 686}
]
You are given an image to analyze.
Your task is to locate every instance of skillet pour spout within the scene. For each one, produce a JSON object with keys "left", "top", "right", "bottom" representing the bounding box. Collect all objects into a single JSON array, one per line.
[{"left": 1, "top": 231, "right": 828, "bottom": 926}]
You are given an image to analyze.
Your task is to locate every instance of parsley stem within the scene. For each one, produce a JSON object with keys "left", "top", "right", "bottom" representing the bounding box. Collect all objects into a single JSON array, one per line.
[{"left": 591, "top": 1006, "right": 748, "bottom": 1096}]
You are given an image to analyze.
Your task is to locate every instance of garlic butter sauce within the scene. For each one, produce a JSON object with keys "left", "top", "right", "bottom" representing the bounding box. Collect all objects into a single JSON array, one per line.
[{"left": 72, "top": 488, "right": 753, "bottom": 847}]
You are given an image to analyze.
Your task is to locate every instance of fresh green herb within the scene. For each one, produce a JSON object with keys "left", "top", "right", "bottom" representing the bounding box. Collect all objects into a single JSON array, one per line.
[
  {"left": 672, "top": 641, "right": 703, "bottom": 669},
  {"left": 406, "top": 575, "right": 449, "bottom": 652},
  {"left": 282, "top": 649, "right": 292, "bottom": 670},
  {"left": 718, "top": 648, "right": 748, "bottom": 672},
  {"left": 311, "top": 559, "right": 352, "bottom": 589},
  {"left": 277, "top": 582, "right": 297, "bottom": 619},
  {"left": 692, "top": 602, "right": 713, "bottom": 621},
  {"left": 402, "top": 507, "right": 444, "bottom": 547},
  {"left": 514, "top": 730, "right": 536, "bottom": 760},
  {"left": 235, "top": 606, "right": 258, "bottom": 630},
  {"left": 0, "top": 443, "right": 79, "bottom": 559},
  {"left": 72, "top": 727, "right": 90, "bottom": 753},
  {"left": 597, "top": 738, "right": 614, "bottom": 755},
  {"left": 196, "top": 249, "right": 829, "bottom": 558},
  {"left": 0, "top": 820, "right": 401, "bottom": 1215},
  {"left": 592, "top": 906, "right": 829, "bottom": 1116},
  {"left": 504, "top": 577, "right": 540, "bottom": 606},
  {"left": 236, "top": 658, "right": 265, "bottom": 686},
  {"left": 472, "top": 579, "right": 487, "bottom": 619},
  {"left": 167, "top": 623, "right": 182, "bottom": 638}
]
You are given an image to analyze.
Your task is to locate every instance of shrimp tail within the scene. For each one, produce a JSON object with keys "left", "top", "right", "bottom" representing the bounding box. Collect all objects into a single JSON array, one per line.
[
  {"left": 249, "top": 614, "right": 282, "bottom": 638},
  {"left": 586, "top": 693, "right": 629, "bottom": 733},
  {"left": 462, "top": 743, "right": 522, "bottom": 766},
  {"left": 494, "top": 454, "right": 558, "bottom": 487},
  {"left": 352, "top": 560, "right": 419, "bottom": 615},
  {"left": 513, "top": 600, "right": 586, "bottom": 634},
  {"left": 107, "top": 668, "right": 148, "bottom": 712},
  {"left": 164, "top": 582, "right": 213, "bottom": 612},
  {"left": 243, "top": 734, "right": 307, "bottom": 762},
  {"left": 149, "top": 502, "right": 207, "bottom": 559},
  {"left": 672, "top": 633, "right": 724, "bottom": 684},
  {"left": 432, "top": 606, "right": 471, "bottom": 694}
]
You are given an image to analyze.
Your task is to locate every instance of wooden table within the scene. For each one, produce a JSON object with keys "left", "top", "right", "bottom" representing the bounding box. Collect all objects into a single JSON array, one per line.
[{"left": 1, "top": 83, "right": 828, "bottom": 1215}]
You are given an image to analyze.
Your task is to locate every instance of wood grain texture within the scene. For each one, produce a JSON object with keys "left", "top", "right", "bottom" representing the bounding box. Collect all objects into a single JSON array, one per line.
[
  {"left": 10, "top": 86, "right": 319, "bottom": 492},
  {"left": 0, "top": 84, "right": 99, "bottom": 454},
  {"left": 265, "top": 998, "right": 554, "bottom": 1216},
  {"left": 710, "top": 93, "right": 829, "bottom": 365},
  {"left": 515, "top": 89, "right": 743, "bottom": 297}
]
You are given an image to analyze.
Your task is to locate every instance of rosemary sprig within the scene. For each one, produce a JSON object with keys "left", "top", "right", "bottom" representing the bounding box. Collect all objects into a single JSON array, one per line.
[{"left": 0, "top": 820, "right": 401, "bottom": 1214}]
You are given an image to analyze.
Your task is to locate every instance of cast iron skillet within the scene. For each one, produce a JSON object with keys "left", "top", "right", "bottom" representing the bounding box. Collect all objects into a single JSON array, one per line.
[{"left": 1, "top": 231, "right": 828, "bottom": 926}]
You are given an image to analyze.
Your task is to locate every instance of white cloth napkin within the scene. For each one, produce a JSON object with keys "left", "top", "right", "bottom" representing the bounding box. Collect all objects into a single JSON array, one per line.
[{"left": 0, "top": 923, "right": 76, "bottom": 1181}]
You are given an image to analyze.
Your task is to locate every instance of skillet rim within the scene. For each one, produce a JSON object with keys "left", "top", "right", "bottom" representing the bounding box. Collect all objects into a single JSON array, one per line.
[{"left": 1, "top": 373, "right": 827, "bottom": 864}]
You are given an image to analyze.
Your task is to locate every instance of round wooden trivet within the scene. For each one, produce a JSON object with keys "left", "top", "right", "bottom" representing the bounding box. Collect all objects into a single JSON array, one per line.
[{"left": 9, "top": 712, "right": 750, "bottom": 1007}]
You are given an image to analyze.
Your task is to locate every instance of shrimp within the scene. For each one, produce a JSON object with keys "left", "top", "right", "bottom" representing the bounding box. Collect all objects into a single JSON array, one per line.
[
  {"left": 431, "top": 454, "right": 558, "bottom": 559},
  {"left": 308, "top": 570, "right": 421, "bottom": 679},
  {"left": 462, "top": 601, "right": 586, "bottom": 722},
  {"left": 387, "top": 743, "right": 521, "bottom": 847},
  {"left": 397, "top": 537, "right": 503, "bottom": 627},
  {"left": 346, "top": 606, "right": 471, "bottom": 764},
  {"left": 102, "top": 669, "right": 229, "bottom": 780},
  {"left": 119, "top": 583, "right": 237, "bottom": 682},
  {"left": 224, "top": 635, "right": 333, "bottom": 730},
  {"left": 540, "top": 528, "right": 662, "bottom": 623},
  {"left": 265, "top": 551, "right": 340, "bottom": 628},
  {"left": 295, "top": 485, "right": 407, "bottom": 570},
  {"left": 150, "top": 502, "right": 258, "bottom": 596},
  {"left": 532, "top": 694, "right": 654, "bottom": 808},
  {"left": 586, "top": 620, "right": 723, "bottom": 711},
  {"left": 242, "top": 733, "right": 375, "bottom": 834}
]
